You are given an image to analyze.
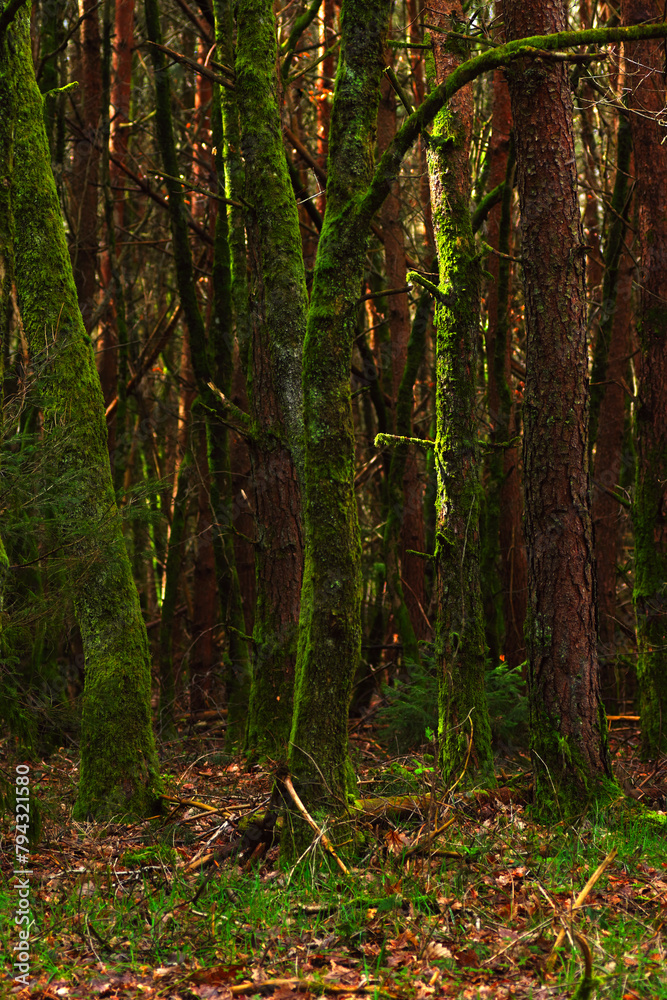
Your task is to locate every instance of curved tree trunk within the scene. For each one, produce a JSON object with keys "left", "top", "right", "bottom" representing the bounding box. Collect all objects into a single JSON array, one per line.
[
  {"left": 3, "top": 6, "right": 161, "bottom": 820},
  {"left": 505, "top": 0, "right": 612, "bottom": 806}
]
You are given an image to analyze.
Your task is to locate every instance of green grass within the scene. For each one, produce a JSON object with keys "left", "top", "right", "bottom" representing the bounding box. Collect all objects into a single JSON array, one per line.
[{"left": 1, "top": 743, "right": 666, "bottom": 999}]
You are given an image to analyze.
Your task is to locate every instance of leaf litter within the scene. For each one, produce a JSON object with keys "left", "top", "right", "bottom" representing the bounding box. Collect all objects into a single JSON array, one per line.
[{"left": 1, "top": 720, "right": 666, "bottom": 1000}]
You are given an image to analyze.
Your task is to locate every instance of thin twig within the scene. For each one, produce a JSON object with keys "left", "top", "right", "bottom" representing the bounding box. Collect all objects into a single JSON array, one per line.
[{"left": 283, "top": 775, "right": 350, "bottom": 876}]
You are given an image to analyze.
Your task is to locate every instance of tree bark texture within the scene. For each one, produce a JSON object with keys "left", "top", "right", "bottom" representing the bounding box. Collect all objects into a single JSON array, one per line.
[
  {"left": 287, "top": 0, "right": 391, "bottom": 836},
  {"left": 482, "top": 53, "right": 527, "bottom": 671},
  {"left": 505, "top": 0, "right": 612, "bottom": 804},
  {"left": 3, "top": 7, "right": 161, "bottom": 820},
  {"left": 69, "top": 0, "right": 102, "bottom": 330},
  {"left": 235, "top": 0, "right": 307, "bottom": 758},
  {"left": 622, "top": 0, "right": 667, "bottom": 756},
  {"left": 427, "top": 0, "right": 493, "bottom": 784}
]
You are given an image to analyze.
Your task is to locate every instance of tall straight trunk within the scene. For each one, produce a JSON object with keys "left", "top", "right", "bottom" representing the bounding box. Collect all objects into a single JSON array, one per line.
[
  {"left": 482, "top": 42, "right": 527, "bottom": 670},
  {"left": 593, "top": 251, "right": 632, "bottom": 663},
  {"left": 159, "top": 454, "right": 192, "bottom": 735},
  {"left": 287, "top": 0, "right": 391, "bottom": 840},
  {"left": 427, "top": 0, "right": 492, "bottom": 782},
  {"left": 145, "top": 0, "right": 253, "bottom": 740},
  {"left": 2, "top": 6, "right": 161, "bottom": 819},
  {"left": 0, "top": 30, "right": 13, "bottom": 651},
  {"left": 235, "top": 0, "right": 307, "bottom": 758},
  {"left": 621, "top": 0, "right": 667, "bottom": 756},
  {"left": 590, "top": 109, "right": 633, "bottom": 662},
  {"left": 505, "top": 0, "right": 612, "bottom": 805},
  {"left": 316, "top": 0, "right": 335, "bottom": 216},
  {"left": 98, "top": 0, "right": 133, "bottom": 476},
  {"left": 377, "top": 74, "right": 424, "bottom": 659},
  {"left": 189, "top": 420, "right": 218, "bottom": 713},
  {"left": 69, "top": 0, "right": 102, "bottom": 330}
]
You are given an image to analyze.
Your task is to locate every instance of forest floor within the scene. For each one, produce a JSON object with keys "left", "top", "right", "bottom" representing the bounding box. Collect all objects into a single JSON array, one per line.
[{"left": 1, "top": 716, "right": 666, "bottom": 1000}]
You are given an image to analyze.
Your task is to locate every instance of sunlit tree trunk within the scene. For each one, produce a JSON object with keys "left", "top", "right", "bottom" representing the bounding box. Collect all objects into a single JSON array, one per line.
[
  {"left": 2, "top": 6, "right": 161, "bottom": 819},
  {"left": 505, "top": 0, "right": 612, "bottom": 805},
  {"left": 621, "top": 0, "right": 667, "bottom": 756},
  {"left": 427, "top": 0, "right": 493, "bottom": 783},
  {"left": 287, "top": 0, "right": 391, "bottom": 845}
]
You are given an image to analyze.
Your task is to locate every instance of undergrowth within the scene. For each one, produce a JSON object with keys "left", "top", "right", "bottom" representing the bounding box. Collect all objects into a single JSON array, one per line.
[{"left": 1, "top": 734, "right": 665, "bottom": 999}]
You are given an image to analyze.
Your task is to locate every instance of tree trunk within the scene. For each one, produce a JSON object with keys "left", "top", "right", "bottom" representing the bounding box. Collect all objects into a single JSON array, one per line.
[
  {"left": 427, "top": 0, "right": 493, "bottom": 783},
  {"left": 482, "top": 46, "right": 527, "bottom": 671},
  {"left": 505, "top": 0, "right": 612, "bottom": 805},
  {"left": 621, "top": 0, "right": 667, "bottom": 757},
  {"left": 3, "top": 6, "right": 161, "bottom": 820},
  {"left": 234, "top": 0, "right": 307, "bottom": 758},
  {"left": 287, "top": 0, "right": 391, "bottom": 845},
  {"left": 69, "top": 0, "right": 102, "bottom": 331}
]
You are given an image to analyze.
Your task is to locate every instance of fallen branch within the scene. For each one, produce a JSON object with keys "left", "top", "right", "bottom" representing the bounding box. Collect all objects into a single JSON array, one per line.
[
  {"left": 546, "top": 847, "right": 618, "bottom": 971},
  {"left": 283, "top": 774, "right": 350, "bottom": 876}
]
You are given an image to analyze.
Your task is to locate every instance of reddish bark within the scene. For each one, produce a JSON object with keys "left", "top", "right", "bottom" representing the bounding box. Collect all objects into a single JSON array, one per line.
[
  {"left": 70, "top": 0, "right": 103, "bottom": 329},
  {"left": 189, "top": 422, "right": 219, "bottom": 714},
  {"left": 505, "top": 0, "right": 612, "bottom": 797},
  {"left": 484, "top": 56, "right": 527, "bottom": 670},
  {"left": 592, "top": 250, "right": 632, "bottom": 655},
  {"left": 98, "top": 0, "right": 135, "bottom": 431},
  {"left": 317, "top": 0, "right": 335, "bottom": 215},
  {"left": 377, "top": 73, "right": 426, "bottom": 641},
  {"left": 621, "top": 0, "right": 667, "bottom": 755}
]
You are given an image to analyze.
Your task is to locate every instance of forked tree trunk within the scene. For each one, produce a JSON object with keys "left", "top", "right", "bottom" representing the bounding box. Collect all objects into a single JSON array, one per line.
[{"left": 505, "top": 0, "right": 612, "bottom": 806}]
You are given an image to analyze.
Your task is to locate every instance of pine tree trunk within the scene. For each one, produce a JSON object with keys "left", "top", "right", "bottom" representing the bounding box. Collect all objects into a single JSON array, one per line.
[
  {"left": 621, "top": 0, "right": 667, "bottom": 756},
  {"left": 505, "top": 0, "right": 612, "bottom": 805},
  {"left": 3, "top": 6, "right": 161, "bottom": 820}
]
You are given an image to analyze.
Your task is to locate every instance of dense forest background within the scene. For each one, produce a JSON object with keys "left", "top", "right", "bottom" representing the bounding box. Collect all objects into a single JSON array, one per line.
[{"left": 1, "top": 0, "right": 667, "bottom": 831}]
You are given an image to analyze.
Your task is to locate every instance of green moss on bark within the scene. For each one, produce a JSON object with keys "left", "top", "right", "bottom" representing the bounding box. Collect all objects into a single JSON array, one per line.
[
  {"left": 235, "top": 0, "right": 306, "bottom": 759},
  {"left": 3, "top": 8, "right": 161, "bottom": 820},
  {"left": 427, "top": 41, "right": 492, "bottom": 783},
  {"left": 286, "top": 0, "right": 391, "bottom": 854}
]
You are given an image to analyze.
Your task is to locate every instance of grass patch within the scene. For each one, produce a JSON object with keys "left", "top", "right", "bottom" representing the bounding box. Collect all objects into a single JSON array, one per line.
[{"left": 1, "top": 734, "right": 666, "bottom": 999}]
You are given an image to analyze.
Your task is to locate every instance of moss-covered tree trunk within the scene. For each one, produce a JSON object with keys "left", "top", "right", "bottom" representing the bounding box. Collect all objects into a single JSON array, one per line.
[
  {"left": 621, "top": 0, "right": 667, "bottom": 756},
  {"left": 2, "top": 5, "right": 161, "bottom": 820},
  {"left": 426, "top": 1, "right": 493, "bottom": 784},
  {"left": 0, "top": 14, "right": 14, "bottom": 651},
  {"left": 505, "top": 0, "right": 612, "bottom": 806},
  {"left": 286, "top": 0, "right": 391, "bottom": 844},
  {"left": 234, "top": 0, "right": 307, "bottom": 759}
]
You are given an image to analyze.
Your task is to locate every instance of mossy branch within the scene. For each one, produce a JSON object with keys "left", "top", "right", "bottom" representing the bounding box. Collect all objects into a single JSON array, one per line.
[
  {"left": 281, "top": 0, "right": 323, "bottom": 79},
  {"left": 471, "top": 180, "right": 504, "bottom": 233},
  {"left": 361, "top": 22, "right": 667, "bottom": 225},
  {"left": 407, "top": 270, "right": 451, "bottom": 304},
  {"left": 375, "top": 432, "right": 434, "bottom": 450},
  {"left": 207, "top": 382, "right": 255, "bottom": 439}
]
